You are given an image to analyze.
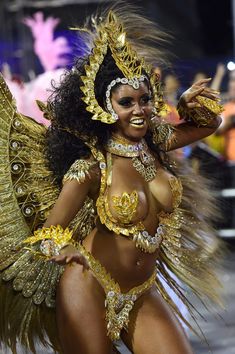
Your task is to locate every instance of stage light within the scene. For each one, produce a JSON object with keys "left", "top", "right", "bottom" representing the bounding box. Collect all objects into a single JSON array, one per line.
[{"left": 227, "top": 61, "right": 235, "bottom": 71}]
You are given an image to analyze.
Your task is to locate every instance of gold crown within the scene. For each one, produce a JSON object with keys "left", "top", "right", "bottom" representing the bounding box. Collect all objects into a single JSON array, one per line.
[{"left": 80, "top": 11, "right": 151, "bottom": 124}]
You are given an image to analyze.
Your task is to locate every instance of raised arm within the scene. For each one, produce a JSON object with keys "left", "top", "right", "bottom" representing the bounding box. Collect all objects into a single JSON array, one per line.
[
  {"left": 168, "top": 117, "right": 221, "bottom": 151},
  {"left": 165, "top": 78, "right": 222, "bottom": 151}
]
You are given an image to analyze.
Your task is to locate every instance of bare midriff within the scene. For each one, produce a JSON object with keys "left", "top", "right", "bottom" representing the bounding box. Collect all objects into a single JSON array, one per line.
[{"left": 83, "top": 225, "right": 158, "bottom": 292}]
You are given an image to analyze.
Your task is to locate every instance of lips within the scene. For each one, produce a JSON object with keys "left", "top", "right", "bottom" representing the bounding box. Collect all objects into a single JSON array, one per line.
[{"left": 129, "top": 117, "right": 145, "bottom": 127}]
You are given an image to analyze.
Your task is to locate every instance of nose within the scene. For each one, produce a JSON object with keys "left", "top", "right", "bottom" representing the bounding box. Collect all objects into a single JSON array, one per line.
[{"left": 133, "top": 103, "right": 144, "bottom": 116}]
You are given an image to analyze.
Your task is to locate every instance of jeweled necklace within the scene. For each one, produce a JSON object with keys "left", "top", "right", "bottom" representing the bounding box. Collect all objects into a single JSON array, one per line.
[{"left": 106, "top": 134, "right": 157, "bottom": 182}]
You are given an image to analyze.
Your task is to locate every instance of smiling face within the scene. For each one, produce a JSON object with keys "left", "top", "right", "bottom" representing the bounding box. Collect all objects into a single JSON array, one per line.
[{"left": 110, "top": 81, "right": 153, "bottom": 142}]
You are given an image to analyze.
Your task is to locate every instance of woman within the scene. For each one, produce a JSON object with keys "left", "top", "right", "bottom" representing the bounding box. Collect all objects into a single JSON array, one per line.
[{"left": 0, "top": 8, "right": 223, "bottom": 354}]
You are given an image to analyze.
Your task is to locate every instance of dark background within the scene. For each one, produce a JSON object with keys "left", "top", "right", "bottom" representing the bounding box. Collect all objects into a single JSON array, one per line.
[{"left": 0, "top": 0, "right": 233, "bottom": 86}]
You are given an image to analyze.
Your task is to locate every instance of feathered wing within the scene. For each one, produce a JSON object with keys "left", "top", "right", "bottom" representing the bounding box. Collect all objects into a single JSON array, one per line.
[
  {"left": 155, "top": 158, "right": 224, "bottom": 339},
  {"left": 76, "top": 1, "right": 169, "bottom": 67},
  {"left": 0, "top": 74, "right": 95, "bottom": 353},
  {"left": 0, "top": 72, "right": 61, "bottom": 353}
]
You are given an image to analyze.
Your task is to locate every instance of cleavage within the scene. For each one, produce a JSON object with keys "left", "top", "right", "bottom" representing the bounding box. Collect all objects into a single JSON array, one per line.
[{"left": 106, "top": 156, "right": 149, "bottom": 224}]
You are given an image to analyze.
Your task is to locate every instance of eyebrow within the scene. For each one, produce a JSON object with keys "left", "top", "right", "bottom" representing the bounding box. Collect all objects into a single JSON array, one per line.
[{"left": 117, "top": 93, "right": 150, "bottom": 100}]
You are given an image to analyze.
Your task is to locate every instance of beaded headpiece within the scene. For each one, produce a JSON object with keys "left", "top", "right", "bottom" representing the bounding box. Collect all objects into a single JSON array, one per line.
[{"left": 79, "top": 11, "right": 166, "bottom": 124}]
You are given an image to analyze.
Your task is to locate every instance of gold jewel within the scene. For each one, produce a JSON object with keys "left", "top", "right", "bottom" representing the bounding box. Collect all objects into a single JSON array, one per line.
[
  {"left": 150, "top": 118, "right": 177, "bottom": 151},
  {"left": 112, "top": 191, "right": 138, "bottom": 224},
  {"left": 106, "top": 135, "right": 157, "bottom": 182},
  {"left": 132, "top": 156, "right": 157, "bottom": 182},
  {"left": 96, "top": 149, "right": 146, "bottom": 237},
  {"left": 94, "top": 146, "right": 162, "bottom": 253},
  {"left": 74, "top": 242, "right": 156, "bottom": 341},
  {"left": 36, "top": 100, "right": 54, "bottom": 121},
  {"left": 79, "top": 11, "right": 167, "bottom": 124},
  {"left": 0, "top": 14, "right": 224, "bottom": 353},
  {"left": 106, "top": 134, "right": 142, "bottom": 157},
  {"left": 100, "top": 192, "right": 145, "bottom": 236},
  {"left": 133, "top": 225, "right": 164, "bottom": 253},
  {"left": 63, "top": 159, "right": 97, "bottom": 184},
  {"left": 177, "top": 95, "right": 224, "bottom": 127},
  {"left": 23, "top": 225, "right": 73, "bottom": 257},
  {"left": 80, "top": 12, "right": 148, "bottom": 124}
]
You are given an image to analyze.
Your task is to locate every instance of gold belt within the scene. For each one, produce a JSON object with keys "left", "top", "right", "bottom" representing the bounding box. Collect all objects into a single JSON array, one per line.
[{"left": 76, "top": 242, "right": 156, "bottom": 341}]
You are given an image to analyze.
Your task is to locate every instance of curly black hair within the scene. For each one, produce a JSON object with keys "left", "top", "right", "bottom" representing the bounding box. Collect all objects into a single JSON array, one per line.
[
  {"left": 46, "top": 49, "right": 172, "bottom": 186},
  {"left": 46, "top": 50, "right": 120, "bottom": 185}
]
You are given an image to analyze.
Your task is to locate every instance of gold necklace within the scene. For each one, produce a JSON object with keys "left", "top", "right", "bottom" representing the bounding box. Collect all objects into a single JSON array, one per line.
[{"left": 106, "top": 134, "right": 157, "bottom": 182}]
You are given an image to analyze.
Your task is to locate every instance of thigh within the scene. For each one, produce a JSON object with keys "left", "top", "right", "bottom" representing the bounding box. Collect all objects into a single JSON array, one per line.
[
  {"left": 121, "top": 287, "right": 193, "bottom": 354},
  {"left": 56, "top": 264, "right": 113, "bottom": 354}
]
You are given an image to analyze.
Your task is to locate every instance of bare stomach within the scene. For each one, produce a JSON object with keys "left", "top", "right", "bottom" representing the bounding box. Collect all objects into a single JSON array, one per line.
[{"left": 82, "top": 224, "right": 159, "bottom": 292}]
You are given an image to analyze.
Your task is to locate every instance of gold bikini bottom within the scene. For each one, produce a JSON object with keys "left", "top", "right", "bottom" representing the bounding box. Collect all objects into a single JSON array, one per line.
[{"left": 76, "top": 242, "right": 156, "bottom": 341}]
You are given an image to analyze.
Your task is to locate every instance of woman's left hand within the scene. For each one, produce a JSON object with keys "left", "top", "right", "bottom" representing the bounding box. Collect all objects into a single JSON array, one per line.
[
  {"left": 49, "top": 244, "right": 89, "bottom": 269},
  {"left": 178, "top": 78, "right": 220, "bottom": 110}
]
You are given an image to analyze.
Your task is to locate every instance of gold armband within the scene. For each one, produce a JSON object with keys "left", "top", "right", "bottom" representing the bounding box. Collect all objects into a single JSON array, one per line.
[
  {"left": 150, "top": 119, "right": 177, "bottom": 151},
  {"left": 177, "top": 96, "right": 224, "bottom": 127},
  {"left": 23, "top": 225, "right": 73, "bottom": 257}
]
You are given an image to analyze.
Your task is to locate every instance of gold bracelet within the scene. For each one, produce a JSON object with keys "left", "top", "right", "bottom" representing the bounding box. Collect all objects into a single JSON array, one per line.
[
  {"left": 177, "top": 96, "right": 224, "bottom": 127},
  {"left": 23, "top": 225, "right": 73, "bottom": 257}
]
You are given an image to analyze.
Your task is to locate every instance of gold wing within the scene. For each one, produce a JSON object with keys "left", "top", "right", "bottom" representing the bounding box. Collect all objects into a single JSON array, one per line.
[
  {"left": 155, "top": 160, "right": 224, "bottom": 340},
  {"left": 0, "top": 74, "right": 95, "bottom": 353}
]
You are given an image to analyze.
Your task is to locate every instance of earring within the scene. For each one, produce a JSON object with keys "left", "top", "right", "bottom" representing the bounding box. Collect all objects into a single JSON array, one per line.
[{"left": 151, "top": 107, "right": 157, "bottom": 117}]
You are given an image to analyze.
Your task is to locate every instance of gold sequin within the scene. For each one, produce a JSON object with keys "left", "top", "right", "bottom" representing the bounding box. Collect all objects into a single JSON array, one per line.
[
  {"left": 112, "top": 191, "right": 138, "bottom": 224},
  {"left": 63, "top": 159, "right": 97, "bottom": 184},
  {"left": 177, "top": 95, "right": 224, "bottom": 127}
]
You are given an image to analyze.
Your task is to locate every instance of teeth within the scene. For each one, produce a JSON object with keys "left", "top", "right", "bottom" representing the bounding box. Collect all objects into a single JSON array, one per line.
[{"left": 130, "top": 118, "right": 144, "bottom": 124}]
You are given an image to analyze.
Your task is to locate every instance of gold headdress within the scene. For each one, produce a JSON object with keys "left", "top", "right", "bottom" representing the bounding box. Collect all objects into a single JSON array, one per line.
[{"left": 79, "top": 11, "right": 167, "bottom": 124}]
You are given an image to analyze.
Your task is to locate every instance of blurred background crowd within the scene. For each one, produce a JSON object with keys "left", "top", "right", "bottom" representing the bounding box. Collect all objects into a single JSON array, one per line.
[{"left": 0, "top": 0, "right": 235, "bottom": 353}]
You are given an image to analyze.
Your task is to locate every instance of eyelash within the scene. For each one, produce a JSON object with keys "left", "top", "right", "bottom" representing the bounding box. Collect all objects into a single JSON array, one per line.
[{"left": 118, "top": 96, "right": 151, "bottom": 107}]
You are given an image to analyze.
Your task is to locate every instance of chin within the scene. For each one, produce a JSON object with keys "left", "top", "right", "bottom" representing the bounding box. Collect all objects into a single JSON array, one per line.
[{"left": 126, "top": 127, "right": 148, "bottom": 141}]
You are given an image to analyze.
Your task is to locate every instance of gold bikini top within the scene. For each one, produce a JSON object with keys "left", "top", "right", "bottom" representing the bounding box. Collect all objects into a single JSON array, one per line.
[
  {"left": 96, "top": 149, "right": 183, "bottom": 254},
  {"left": 63, "top": 139, "right": 183, "bottom": 254}
]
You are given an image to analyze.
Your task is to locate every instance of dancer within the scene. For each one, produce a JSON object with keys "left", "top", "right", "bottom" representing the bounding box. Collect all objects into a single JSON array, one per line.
[{"left": 0, "top": 7, "right": 223, "bottom": 354}]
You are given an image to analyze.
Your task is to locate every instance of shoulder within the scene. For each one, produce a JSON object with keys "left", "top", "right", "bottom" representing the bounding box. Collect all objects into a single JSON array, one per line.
[
  {"left": 151, "top": 117, "right": 176, "bottom": 151},
  {"left": 63, "top": 157, "right": 99, "bottom": 185}
]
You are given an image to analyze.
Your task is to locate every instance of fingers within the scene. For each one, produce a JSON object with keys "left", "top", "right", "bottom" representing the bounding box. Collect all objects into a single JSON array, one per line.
[
  {"left": 192, "top": 78, "right": 220, "bottom": 97},
  {"left": 200, "top": 87, "right": 220, "bottom": 100},
  {"left": 49, "top": 252, "right": 89, "bottom": 269},
  {"left": 179, "top": 77, "right": 221, "bottom": 111},
  {"left": 186, "top": 102, "right": 201, "bottom": 109},
  {"left": 182, "top": 86, "right": 220, "bottom": 104},
  {"left": 50, "top": 254, "right": 67, "bottom": 265},
  {"left": 203, "top": 87, "right": 220, "bottom": 94},
  {"left": 186, "top": 87, "right": 204, "bottom": 101},
  {"left": 71, "top": 254, "right": 90, "bottom": 269},
  {"left": 193, "top": 77, "right": 212, "bottom": 86},
  {"left": 199, "top": 91, "right": 220, "bottom": 101}
]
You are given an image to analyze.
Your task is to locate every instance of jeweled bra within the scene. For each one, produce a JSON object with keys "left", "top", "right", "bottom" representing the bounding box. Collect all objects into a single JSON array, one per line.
[{"left": 92, "top": 135, "right": 183, "bottom": 254}]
